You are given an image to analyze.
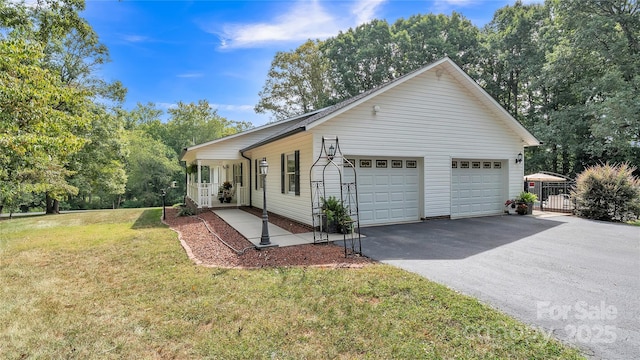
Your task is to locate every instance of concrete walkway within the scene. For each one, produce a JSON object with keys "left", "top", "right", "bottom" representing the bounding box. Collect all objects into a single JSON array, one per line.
[{"left": 213, "top": 209, "right": 347, "bottom": 247}]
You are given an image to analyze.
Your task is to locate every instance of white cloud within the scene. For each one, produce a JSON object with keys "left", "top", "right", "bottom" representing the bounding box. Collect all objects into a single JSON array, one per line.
[
  {"left": 157, "top": 102, "right": 178, "bottom": 110},
  {"left": 214, "top": 0, "right": 386, "bottom": 49},
  {"left": 177, "top": 73, "right": 204, "bottom": 78},
  {"left": 212, "top": 104, "right": 255, "bottom": 112},
  {"left": 352, "top": 0, "right": 387, "bottom": 25},
  {"left": 122, "top": 34, "right": 150, "bottom": 43}
]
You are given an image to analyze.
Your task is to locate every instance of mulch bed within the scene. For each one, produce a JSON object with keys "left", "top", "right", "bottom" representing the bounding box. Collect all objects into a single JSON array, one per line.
[{"left": 164, "top": 208, "right": 372, "bottom": 269}]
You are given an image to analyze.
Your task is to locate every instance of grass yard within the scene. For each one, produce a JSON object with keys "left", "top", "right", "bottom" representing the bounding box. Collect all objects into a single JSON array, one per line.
[{"left": 0, "top": 209, "right": 583, "bottom": 359}]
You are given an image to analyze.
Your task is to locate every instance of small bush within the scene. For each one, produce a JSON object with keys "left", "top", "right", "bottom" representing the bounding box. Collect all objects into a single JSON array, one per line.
[
  {"left": 177, "top": 206, "right": 195, "bottom": 217},
  {"left": 572, "top": 163, "right": 640, "bottom": 222},
  {"left": 517, "top": 191, "right": 538, "bottom": 203}
]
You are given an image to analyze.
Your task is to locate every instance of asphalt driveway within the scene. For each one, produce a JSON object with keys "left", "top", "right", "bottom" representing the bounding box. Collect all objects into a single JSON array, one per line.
[{"left": 360, "top": 214, "right": 639, "bottom": 359}]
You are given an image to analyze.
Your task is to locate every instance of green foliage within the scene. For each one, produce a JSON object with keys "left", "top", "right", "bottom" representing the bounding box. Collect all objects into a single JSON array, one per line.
[
  {"left": 123, "top": 131, "right": 182, "bottom": 207},
  {"left": 255, "top": 39, "right": 333, "bottom": 121},
  {"left": 176, "top": 206, "right": 195, "bottom": 217},
  {"left": 517, "top": 191, "right": 538, "bottom": 203},
  {"left": 321, "top": 196, "right": 352, "bottom": 233},
  {"left": 164, "top": 100, "right": 252, "bottom": 155},
  {"left": 573, "top": 163, "right": 640, "bottom": 222}
]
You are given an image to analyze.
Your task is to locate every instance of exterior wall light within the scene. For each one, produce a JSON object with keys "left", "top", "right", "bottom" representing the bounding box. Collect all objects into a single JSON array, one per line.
[{"left": 516, "top": 153, "right": 523, "bottom": 164}]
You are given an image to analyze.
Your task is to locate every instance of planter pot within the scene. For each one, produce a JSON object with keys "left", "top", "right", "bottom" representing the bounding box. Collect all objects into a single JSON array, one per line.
[
  {"left": 526, "top": 202, "right": 534, "bottom": 215},
  {"left": 321, "top": 217, "right": 338, "bottom": 233},
  {"left": 225, "top": 198, "right": 232, "bottom": 203}
]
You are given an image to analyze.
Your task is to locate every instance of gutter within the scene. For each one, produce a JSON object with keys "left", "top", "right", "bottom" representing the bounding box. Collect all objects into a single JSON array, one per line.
[{"left": 240, "top": 151, "right": 252, "bottom": 207}]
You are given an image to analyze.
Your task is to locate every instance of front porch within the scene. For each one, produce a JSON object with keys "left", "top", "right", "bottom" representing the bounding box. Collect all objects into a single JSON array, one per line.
[{"left": 185, "top": 160, "right": 249, "bottom": 208}]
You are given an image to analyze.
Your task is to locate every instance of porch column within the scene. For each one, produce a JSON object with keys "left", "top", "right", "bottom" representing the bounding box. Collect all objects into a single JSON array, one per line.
[{"left": 197, "top": 160, "right": 202, "bottom": 207}]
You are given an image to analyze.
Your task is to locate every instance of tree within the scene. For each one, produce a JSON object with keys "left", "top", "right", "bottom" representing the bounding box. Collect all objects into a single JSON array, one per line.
[
  {"left": 255, "top": 40, "right": 334, "bottom": 121},
  {"left": 1, "top": 0, "right": 128, "bottom": 213},
  {"left": 536, "top": 0, "right": 640, "bottom": 175},
  {"left": 257, "top": 14, "right": 481, "bottom": 119},
  {"left": 165, "top": 100, "right": 251, "bottom": 155},
  {"left": 67, "top": 105, "right": 128, "bottom": 209},
  {"left": 0, "top": 38, "right": 92, "bottom": 213},
  {"left": 123, "top": 131, "right": 182, "bottom": 207},
  {"left": 322, "top": 19, "right": 395, "bottom": 100}
]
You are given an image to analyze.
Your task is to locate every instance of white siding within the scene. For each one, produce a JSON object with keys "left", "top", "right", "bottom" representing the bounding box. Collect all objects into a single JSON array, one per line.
[
  {"left": 311, "top": 67, "right": 526, "bottom": 218},
  {"left": 245, "top": 133, "right": 314, "bottom": 226},
  {"left": 182, "top": 121, "right": 295, "bottom": 164}
]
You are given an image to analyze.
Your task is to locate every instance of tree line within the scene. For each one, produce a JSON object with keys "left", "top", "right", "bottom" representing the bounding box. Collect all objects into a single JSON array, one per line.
[
  {"left": 0, "top": 0, "right": 249, "bottom": 214},
  {"left": 255, "top": 0, "right": 639, "bottom": 177}
]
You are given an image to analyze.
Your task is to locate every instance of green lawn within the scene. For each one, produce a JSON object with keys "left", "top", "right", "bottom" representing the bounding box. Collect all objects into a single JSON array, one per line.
[{"left": 0, "top": 209, "right": 583, "bottom": 359}]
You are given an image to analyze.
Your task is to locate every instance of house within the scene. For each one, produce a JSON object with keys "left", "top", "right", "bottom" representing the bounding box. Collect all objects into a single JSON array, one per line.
[{"left": 179, "top": 57, "right": 540, "bottom": 226}]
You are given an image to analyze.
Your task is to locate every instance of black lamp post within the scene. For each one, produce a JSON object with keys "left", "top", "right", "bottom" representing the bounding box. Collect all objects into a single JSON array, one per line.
[
  {"left": 162, "top": 181, "right": 178, "bottom": 220},
  {"left": 259, "top": 158, "right": 271, "bottom": 246}
]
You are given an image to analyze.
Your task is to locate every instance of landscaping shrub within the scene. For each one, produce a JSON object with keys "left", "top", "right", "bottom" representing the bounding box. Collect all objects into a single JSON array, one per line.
[{"left": 572, "top": 163, "right": 640, "bottom": 222}]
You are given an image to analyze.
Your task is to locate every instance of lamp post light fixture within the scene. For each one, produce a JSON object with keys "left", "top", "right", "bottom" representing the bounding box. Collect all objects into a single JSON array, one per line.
[
  {"left": 259, "top": 158, "right": 272, "bottom": 246},
  {"left": 327, "top": 144, "right": 336, "bottom": 159},
  {"left": 515, "top": 152, "right": 523, "bottom": 164},
  {"left": 161, "top": 181, "right": 178, "bottom": 220}
]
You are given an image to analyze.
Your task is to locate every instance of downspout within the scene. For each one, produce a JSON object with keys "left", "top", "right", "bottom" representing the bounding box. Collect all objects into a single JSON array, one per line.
[
  {"left": 182, "top": 160, "right": 188, "bottom": 205},
  {"left": 240, "top": 150, "right": 252, "bottom": 207}
]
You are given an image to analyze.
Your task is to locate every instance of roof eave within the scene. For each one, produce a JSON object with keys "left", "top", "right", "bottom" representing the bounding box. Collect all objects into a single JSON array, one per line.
[{"left": 240, "top": 127, "right": 306, "bottom": 153}]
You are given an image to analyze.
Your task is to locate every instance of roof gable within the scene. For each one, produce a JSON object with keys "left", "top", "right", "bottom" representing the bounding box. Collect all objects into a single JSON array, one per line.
[{"left": 241, "top": 57, "right": 539, "bottom": 152}]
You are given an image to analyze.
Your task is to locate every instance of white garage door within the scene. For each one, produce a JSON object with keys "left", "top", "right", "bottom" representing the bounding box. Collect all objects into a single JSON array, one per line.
[
  {"left": 345, "top": 157, "right": 420, "bottom": 226},
  {"left": 451, "top": 159, "right": 505, "bottom": 218}
]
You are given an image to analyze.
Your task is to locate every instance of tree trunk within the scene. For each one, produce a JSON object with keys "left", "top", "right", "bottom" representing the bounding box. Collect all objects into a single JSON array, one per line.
[{"left": 45, "top": 193, "right": 60, "bottom": 214}]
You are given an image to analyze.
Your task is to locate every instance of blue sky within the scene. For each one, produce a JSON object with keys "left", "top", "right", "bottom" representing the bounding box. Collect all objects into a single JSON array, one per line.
[{"left": 82, "top": 0, "right": 530, "bottom": 126}]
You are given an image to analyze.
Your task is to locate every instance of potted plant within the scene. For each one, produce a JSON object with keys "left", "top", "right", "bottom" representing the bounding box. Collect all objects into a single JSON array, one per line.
[
  {"left": 218, "top": 186, "right": 225, "bottom": 203},
  {"left": 321, "top": 196, "right": 352, "bottom": 234},
  {"left": 504, "top": 199, "right": 517, "bottom": 214},
  {"left": 516, "top": 203, "right": 528, "bottom": 215},
  {"left": 222, "top": 181, "right": 233, "bottom": 203},
  {"left": 516, "top": 191, "right": 538, "bottom": 215}
]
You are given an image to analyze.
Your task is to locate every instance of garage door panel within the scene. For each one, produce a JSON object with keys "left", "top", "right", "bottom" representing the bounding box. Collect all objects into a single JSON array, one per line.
[
  {"left": 359, "top": 175, "right": 374, "bottom": 186},
  {"left": 452, "top": 159, "right": 505, "bottom": 218},
  {"left": 350, "top": 157, "right": 420, "bottom": 225}
]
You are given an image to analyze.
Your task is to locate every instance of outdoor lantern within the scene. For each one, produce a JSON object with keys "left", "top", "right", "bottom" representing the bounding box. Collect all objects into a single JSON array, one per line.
[
  {"left": 259, "top": 157, "right": 268, "bottom": 176},
  {"left": 259, "top": 157, "right": 271, "bottom": 246},
  {"left": 516, "top": 153, "right": 523, "bottom": 164},
  {"left": 328, "top": 144, "right": 336, "bottom": 159}
]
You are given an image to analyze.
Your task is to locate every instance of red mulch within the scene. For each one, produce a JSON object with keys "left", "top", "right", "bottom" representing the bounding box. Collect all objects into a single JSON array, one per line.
[{"left": 164, "top": 208, "right": 372, "bottom": 269}]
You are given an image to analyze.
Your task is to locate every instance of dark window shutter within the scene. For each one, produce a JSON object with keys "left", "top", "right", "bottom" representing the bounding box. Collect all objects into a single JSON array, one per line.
[
  {"left": 294, "top": 150, "right": 300, "bottom": 196},
  {"left": 240, "top": 163, "right": 243, "bottom": 187},
  {"left": 281, "top": 153, "right": 285, "bottom": 194},
  {"left": 254, "top": 159, "right": 258, "bottom": 190}
]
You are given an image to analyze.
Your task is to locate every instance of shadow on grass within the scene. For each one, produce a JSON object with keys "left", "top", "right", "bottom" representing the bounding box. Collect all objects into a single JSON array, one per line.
[{"left": 131, "top": 208, "right": 166, "bottom": 229}]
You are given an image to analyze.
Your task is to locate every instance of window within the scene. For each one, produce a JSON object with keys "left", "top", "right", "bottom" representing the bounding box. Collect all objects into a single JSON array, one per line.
[
  {"left": 452, "top": 161, "right": 458, "bottom": 169},
  {"left": 376, "top": 160, "right": 387, "bottom": 168},
  {"left": 286, "top": 153, "right": 296, "bottom": 193},
  {"left": 483, "top": 161, "right": 492, "bottom": 169},
  {"left": 233, "top": 163, "right": 243, "bottom": 187},
  {"left": 460, "top": 161, "right": 469, "bottom": 169},
  {"left": 281, "top": 151, "right": 300, "bottom": 196},
  {"left": 344, "top": 158, "right": 355, "bottom": 168},
  {"left": 392, "top": 160, "right": 403, "bottom": 168},
  {"left": 472, "top": 161, "right": 481, "bottom": 169},
  {"left": 255, "top": 159, "right": 262, "bottom": 190},
  {"left": 406, "top": 160, "right": 417, "bottom": 168},
  {"left": 493, "top": 162, "right": 502, "bottom": 169},
  {"left": 360, "top": 159, "right": 372, "bottom": 168}
]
